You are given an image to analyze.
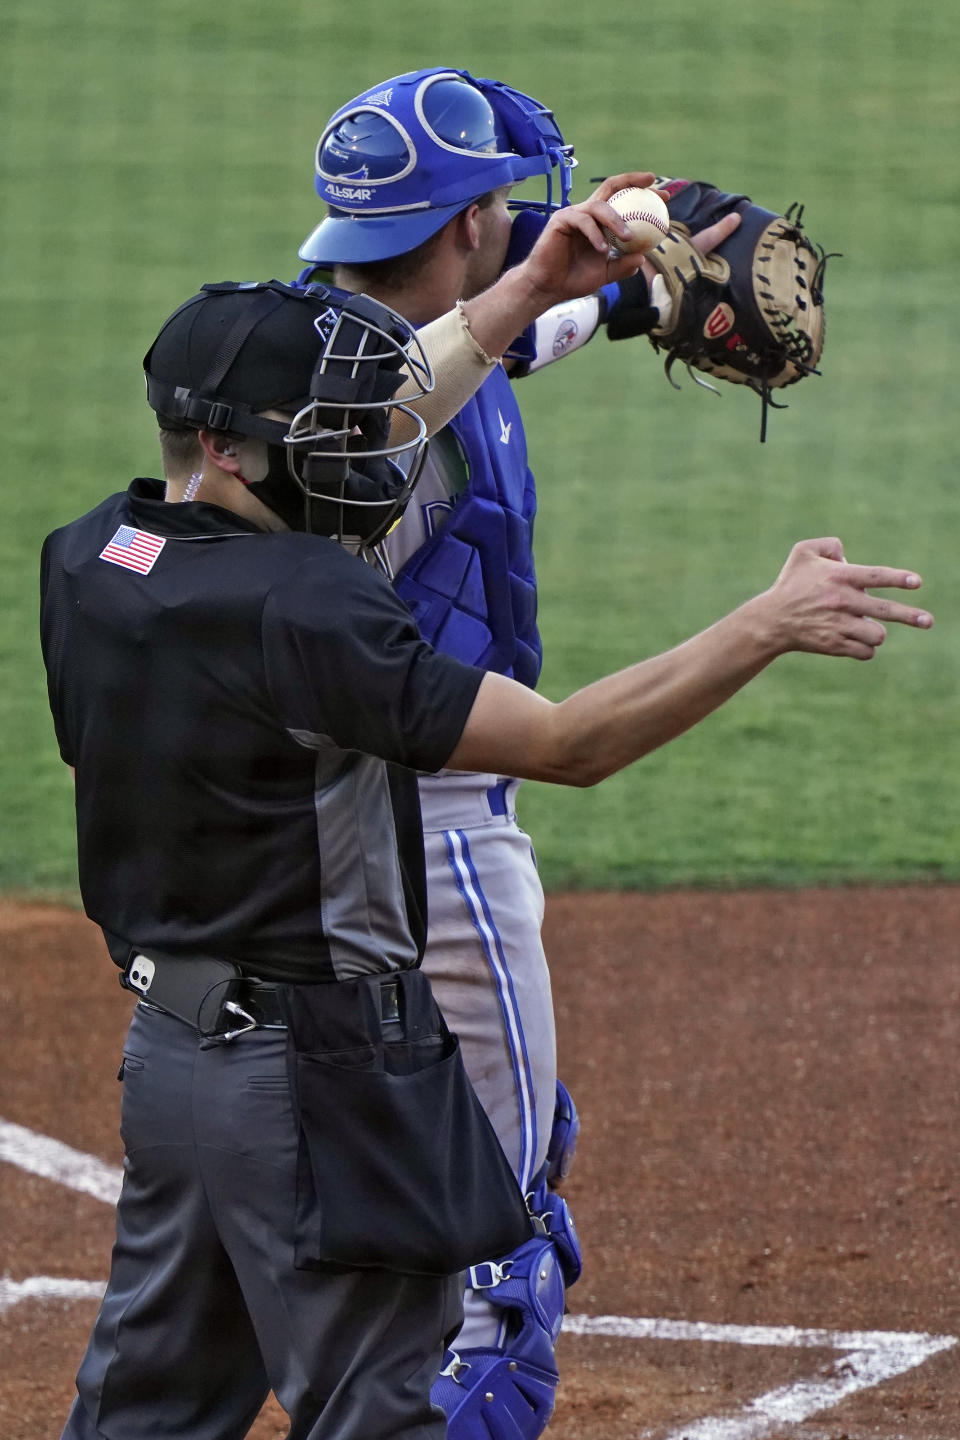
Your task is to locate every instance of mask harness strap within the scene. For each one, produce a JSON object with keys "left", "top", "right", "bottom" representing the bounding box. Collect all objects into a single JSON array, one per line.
[{"left": 199, "top": 288, "right": 288, "bottom": 398}]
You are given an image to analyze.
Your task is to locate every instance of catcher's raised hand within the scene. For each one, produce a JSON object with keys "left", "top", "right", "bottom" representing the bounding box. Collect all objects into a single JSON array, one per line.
[
  {"left": 396, "top": 172, "right": 664, "bottom": 437},
  {"left": 519, "top": 172, "right": 660, "bottom": 308},
  {"left": 760, "top": 538, "right": 933, "bottom": 661}
]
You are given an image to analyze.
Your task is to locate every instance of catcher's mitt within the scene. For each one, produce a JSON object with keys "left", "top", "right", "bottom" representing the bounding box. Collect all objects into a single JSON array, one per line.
[{"left": 641, "top": 178, "right": 835, "bottom": 441}]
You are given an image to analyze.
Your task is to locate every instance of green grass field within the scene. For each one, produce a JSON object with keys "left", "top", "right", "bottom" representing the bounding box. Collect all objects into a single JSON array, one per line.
[{"left": 3, "top": 0, "right": 958, "bottom": 896}]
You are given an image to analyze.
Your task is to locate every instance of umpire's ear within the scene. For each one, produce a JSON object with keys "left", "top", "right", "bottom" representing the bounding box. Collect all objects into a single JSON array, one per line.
[{"left": 198, "top": 429, "right": 250, "bottom": 477}]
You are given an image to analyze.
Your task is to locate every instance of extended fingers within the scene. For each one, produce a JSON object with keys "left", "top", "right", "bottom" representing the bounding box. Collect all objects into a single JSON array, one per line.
[
  {"left": 835, "top": 564, "right": 932, "bottom": 629},
  {"left": 831, "top": 579, "right": 932, "bottom": 631},
  {"left": 860, "top": 595, "right": 933, "bottom": 629},
  {"left": 798, "top": 543, "right": 932, "bottom": 625},
  {"left": 841, "top": 563, "right": 922, "bottom": 591},
  {"left": 839, "top": 597, "right": 932, "bottom": 657}
]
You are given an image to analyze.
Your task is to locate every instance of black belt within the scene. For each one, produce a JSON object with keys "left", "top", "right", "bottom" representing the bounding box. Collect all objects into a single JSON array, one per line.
[{"left": 124, "top": 951, "right": 402, "bottom": 1042}]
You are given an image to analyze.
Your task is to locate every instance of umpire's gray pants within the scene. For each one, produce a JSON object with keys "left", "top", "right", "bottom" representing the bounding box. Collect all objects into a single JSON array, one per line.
[{"left": 61, "top": 1003, "right": 462, "bottom": 1440}]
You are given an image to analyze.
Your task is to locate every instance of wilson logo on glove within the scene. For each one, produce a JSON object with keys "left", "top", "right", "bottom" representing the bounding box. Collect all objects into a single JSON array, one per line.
[{"left": 704, "top": 303, "right": 735, "bottom": 340}]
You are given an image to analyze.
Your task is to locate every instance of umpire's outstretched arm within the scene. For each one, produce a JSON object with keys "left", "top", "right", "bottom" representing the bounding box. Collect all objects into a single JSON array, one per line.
[{"left": 447, "top": 538, "right": 932, "bottom": 787}]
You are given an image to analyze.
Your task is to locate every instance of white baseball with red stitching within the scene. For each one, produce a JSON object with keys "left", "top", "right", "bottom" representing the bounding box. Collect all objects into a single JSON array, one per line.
[{"left": 604, "top": 186, "right": 670, "bottom": 255}]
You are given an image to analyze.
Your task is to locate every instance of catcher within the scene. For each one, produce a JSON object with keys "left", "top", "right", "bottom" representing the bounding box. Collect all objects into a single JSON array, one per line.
[{"left": 295, "top": 69, "right": 835, "bottom": 1439}]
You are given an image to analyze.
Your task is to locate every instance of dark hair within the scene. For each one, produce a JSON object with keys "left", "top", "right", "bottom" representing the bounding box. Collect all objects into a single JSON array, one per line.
[{"left": 157, "top": 425, "right": 203, "bottom": 478}]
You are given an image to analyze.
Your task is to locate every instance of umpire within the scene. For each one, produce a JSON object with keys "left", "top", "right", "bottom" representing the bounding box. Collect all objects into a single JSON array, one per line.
[
  {"left": 41, "top": 275, "right": 931, "bottom": 1440},
  {"left": 40, "top": 280, "right": 512, "bottom": 1440}
]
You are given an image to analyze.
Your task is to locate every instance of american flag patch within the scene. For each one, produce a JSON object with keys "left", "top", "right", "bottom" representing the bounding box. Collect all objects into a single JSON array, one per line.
[{"left": 99, "top": 525, "right": 166, "bottom": 575}]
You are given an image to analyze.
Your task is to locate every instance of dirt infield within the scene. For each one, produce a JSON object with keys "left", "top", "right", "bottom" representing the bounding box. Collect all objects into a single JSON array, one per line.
[{"left": 2, "top": 887, "right": 959, "bottom": 1439}]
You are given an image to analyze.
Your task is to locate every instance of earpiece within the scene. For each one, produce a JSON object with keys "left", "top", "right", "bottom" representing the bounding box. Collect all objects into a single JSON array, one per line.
[{"left": 222, "top": 445, "right": 237, "bottom": 456}]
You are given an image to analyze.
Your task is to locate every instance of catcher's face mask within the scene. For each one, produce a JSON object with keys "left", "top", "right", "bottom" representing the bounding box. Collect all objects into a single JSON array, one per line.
[
  {"left": 143, "top": 280, "right": 433, "bottom": 549},
  {"left": 298, "top": 68, "right": 576, "bottom": 266}
]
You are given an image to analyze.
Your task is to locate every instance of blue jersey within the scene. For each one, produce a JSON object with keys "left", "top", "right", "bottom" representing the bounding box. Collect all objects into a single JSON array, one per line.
[{"left": 392, "top": 366, "right": 541, "bottom": 689}]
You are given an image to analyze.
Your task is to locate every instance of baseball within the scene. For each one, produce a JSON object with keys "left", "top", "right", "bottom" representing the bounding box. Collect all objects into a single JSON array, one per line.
[{"left": 604, "top": 186, "right": 670, "bottom": 255}]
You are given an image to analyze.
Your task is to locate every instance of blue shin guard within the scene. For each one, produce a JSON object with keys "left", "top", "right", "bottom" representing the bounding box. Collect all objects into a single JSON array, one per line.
[
  {"left": 433, "top": 1081, "right": 584, "bottom": 1440},
  {"left": 432, "top": 1236, "right": 563, "bottom": 1440}
]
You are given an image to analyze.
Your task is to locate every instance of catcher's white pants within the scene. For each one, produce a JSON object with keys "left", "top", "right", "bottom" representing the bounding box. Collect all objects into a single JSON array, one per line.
[{"left": 418, "top": 772, "right": 556, "bottom": 1350}]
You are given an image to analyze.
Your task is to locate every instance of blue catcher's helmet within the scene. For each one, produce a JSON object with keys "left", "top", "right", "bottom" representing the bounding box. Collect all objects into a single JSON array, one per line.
[{"left": 299, "top": 68, "right": 576, "bottom": 266}]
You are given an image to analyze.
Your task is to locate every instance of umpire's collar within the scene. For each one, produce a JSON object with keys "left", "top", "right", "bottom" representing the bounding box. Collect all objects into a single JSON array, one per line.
[{"left": 127, "top": 477, "right": 265, "bottom": 538}]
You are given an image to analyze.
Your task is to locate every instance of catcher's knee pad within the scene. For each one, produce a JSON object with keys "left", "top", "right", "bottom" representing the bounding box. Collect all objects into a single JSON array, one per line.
[
  {"left": 528, "top": 1183, "right": 582, "bottom": 1287},
  {"left": 432, "top": 1236, "right": 565, "bottom": 1440}
]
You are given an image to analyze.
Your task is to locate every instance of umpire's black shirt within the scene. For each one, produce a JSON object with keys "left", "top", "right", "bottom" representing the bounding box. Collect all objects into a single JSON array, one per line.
[{"left": 40, "top": 479, "right": 484, "bottom": 982}]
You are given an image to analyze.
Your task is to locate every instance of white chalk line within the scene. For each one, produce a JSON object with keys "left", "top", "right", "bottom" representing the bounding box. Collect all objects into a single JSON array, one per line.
[
  {"left": 565, "top": 1315, "right": 956, "bottom": 1440},
  {"left": 0, "top": 1276, "right": 106, "bottom": 1314},
  {"left": 0, "top": 1118, "right": 122, "bottom": 1205},
  {"left": 2, "top": 1118, "right": 956, "bottom": 1437}
]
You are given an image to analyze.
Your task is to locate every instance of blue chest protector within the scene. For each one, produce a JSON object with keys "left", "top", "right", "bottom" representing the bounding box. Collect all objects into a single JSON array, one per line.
[{"left": 392, "top": 366, "right": 541, "bottom": 689}]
